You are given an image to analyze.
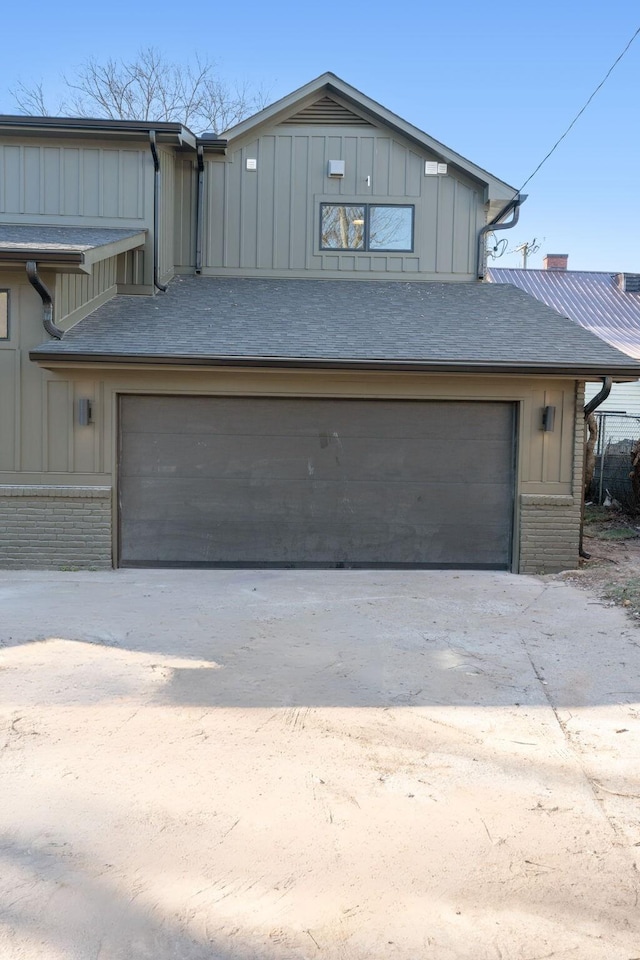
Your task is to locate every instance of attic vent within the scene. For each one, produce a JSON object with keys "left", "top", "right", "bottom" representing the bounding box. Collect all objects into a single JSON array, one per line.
[
  {"left": 616, "top": 273, "right": 640, "bottom": 293},
  {"left": 282, "top": 96, "right": 373, "bottom": 126}
]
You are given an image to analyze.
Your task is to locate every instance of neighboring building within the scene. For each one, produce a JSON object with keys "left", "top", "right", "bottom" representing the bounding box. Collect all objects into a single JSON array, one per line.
[
  {"left": 488, "top": 256, "right": 640, "bottom": 416},
  {"left": 1, "top": 74, "right": 639, "bottom": 574}
]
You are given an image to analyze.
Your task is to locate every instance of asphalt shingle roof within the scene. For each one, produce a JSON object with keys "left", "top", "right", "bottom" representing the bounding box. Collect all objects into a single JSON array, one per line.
[
  {"left": 488, "top": 267, "right": 640, "bottom": 361},
  {"left": 30, "top": 276, "right": 640, "bottom": 375},
  {"left": 0, "top": 225, "right": 145, "bottom": 253}
]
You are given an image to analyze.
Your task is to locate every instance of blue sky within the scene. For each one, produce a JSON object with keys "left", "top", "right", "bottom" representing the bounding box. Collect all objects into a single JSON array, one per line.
[{"left": 1, "top": 0, "right": 638, "bottom": 272}]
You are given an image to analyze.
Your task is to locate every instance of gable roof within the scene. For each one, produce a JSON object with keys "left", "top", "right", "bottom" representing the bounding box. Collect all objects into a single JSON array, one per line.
[
  {"left": 487, "top": 268, "right": 640, "bottom": 361},
  {"left": 30, "top": 276, "right": 640, "bottom": 378},
  {"left": 218, "top": 73, "right": 516, "bottom": 208}
]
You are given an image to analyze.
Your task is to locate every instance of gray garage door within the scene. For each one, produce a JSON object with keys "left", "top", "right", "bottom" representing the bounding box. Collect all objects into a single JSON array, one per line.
[{"left": 118, "top": 396, "right": 515, "bottom": 568}]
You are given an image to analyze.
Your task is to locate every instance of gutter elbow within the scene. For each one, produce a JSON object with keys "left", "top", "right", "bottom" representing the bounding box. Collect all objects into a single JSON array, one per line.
[
  {"left": 477, "top": 193, "right": 526, "bottom": 280},
  {"left": 26, "top": 261, "right": 63, "bottom": 339},
  {"left": 584, "top": 376, "right": 612, "bottom": 418}
]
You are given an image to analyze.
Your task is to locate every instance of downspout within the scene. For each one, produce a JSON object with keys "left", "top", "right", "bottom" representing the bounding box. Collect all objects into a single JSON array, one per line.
[
  {"left": 195, "top": 145, "right": 204, "bottom": 274},
  {"left": 26, "top": 261, "right": 63, "bottom": 339},
  {"left": 149, "top": 130, "right": 167, "bottom": 292},
  {"left": 477, "top": 194, "right": 526, "bottom": 279},
  {"left": 580, "top": 376, "right": 613, "bottom": 559}
]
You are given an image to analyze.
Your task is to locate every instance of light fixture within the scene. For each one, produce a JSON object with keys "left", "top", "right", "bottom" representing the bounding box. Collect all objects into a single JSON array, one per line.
[
  {"left": 77, "top": 398, "right": 93, "bottom": 426},
  {"left": 542, "top": 405, "right": 556, "bottom": 432},
  {"left": 352, "top": 218, "right": 364, "bottom": 225}
]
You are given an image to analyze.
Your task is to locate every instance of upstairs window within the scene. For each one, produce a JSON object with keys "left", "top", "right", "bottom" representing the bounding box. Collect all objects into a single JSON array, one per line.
[
  {"left": 320, "top": 204, "right": 414, "bottom": 252},
  {"left": 0, "top": 291, "right": 8, "bottom": 339}
]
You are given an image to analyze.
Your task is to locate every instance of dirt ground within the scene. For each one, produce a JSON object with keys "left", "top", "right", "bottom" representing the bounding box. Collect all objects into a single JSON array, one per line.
[
  {"left": 1, "top": 564, "right": 639, "bottom": 960},
  {"left": 559, "top": 506, "right": 640, "bottom": 617}
]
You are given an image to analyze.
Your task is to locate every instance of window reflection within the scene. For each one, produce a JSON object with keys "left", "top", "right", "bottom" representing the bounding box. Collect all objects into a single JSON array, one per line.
[
  {"left": 369, "top": 206, "right": 413, "bottom": 251},
  {"left": 321, "top": 205, "right": 365, "bottom": 249},
  {"left": 320, "top": 204, "right": 413, "bottom": 252}
]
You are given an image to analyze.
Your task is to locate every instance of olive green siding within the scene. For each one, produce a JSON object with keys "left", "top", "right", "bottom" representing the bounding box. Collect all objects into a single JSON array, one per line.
[
  {"left": 56, "top": 256, "right": 118, "bottom": 331},
  {"left": 174, "top": 157, "right": 197, "bottom": 270},
  {"left": 0, "top": 270, "right": 110, "bottom": 478},
  {"left": 0, "top": 141, "right": 147, "bottom": 221},
  {"left": 158, "top": 147, "right": 175, "bottom": 282},
  {"left": 197, "top": 125, "right": 487, "bottom": 279},
  {"left": 0, "top": 137, "right": 156, "bottom": 288}
]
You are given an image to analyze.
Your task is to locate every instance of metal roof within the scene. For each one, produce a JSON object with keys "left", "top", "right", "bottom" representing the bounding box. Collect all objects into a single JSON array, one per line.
[
  {"left": 487, "top": 268, "right": 640, "bottom": 361},
  {"left": 30, "top": 276, "right": 640, "bottom": 377}
]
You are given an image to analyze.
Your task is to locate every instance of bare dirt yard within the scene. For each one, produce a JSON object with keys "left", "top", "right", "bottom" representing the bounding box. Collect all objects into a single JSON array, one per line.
[{"left": 1, "top": 559, "right": 639, "bottom": 960}]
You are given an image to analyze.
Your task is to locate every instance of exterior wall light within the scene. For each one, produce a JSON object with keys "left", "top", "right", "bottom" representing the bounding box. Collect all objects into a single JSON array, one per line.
[
  {"left": 542, "top": 405, "right": 556, "bottom": 432},
  {"left": 77, "top": 399, "right": 94, "bottom": 426}
]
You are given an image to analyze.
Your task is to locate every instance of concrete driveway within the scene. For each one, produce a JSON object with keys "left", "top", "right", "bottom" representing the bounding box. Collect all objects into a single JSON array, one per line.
[{"left": 0, "top": 569, "right": 639, "bottom": 959}]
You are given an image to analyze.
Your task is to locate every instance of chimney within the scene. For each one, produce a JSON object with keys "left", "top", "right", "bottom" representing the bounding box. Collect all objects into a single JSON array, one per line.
[
  {"left": 616, "top": 273, "right": 640, "bottom": 293},
  {"left": 543, "top": 253, "right": 568, "bottom": 271}
]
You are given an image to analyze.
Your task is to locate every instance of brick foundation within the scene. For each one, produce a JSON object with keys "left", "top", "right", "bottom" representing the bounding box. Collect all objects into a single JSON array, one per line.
[
  {"left": 0, "top": 486, "right": 112, "bottom": 569},
  {"left": 518, "top": 494, "right": 581, "bottom": 573}
]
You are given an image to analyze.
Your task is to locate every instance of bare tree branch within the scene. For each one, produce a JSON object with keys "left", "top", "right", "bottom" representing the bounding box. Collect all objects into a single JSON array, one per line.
[{"left": 10, "top": 48, "right": 270, "bottom": 134}]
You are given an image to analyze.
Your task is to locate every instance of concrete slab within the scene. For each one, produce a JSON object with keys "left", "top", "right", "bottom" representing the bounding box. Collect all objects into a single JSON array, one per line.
[{"left": 0, "top": 570, "right": 639, "bottom": 959}]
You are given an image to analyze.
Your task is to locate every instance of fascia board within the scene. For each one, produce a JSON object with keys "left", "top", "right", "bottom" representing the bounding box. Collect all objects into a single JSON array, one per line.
[
  {"left": 28, "top": 352, "right": 640, "bottom": 379},
  {"left": 81, "top": 230, "right": 148, "bottom": 267}
]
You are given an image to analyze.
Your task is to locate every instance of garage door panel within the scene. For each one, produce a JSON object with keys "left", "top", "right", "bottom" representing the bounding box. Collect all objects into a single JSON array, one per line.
[
  {"left": 121, "top": 396, "right": 513, "bottom": 443},
  {"left": 119, "top": 397, "right": 515, "bottom": 568},
  {"left": 119, "top": 475, "right": 511, "bottom": 525},
  {"left": 121, "top": 431, "right": 512, "bottom": 485},
  {"left": 121, "top": 518, "right": 510, "bottom": 566}
]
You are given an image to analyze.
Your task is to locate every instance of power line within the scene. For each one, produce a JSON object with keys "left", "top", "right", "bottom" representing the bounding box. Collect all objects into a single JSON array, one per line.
[{"left": 514, "top": 24, "right": 640, "bottom": 198}]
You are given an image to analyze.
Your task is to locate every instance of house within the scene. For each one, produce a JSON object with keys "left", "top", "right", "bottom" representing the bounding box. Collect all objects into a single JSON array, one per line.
[
  {"left": 488, "top": 256, "right": 640, "bottom": 416},
  {"left": 1, "top": 73, "right": 639, "bottom": 574}
]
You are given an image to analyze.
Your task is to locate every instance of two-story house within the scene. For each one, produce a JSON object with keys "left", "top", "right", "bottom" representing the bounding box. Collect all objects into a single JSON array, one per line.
[{"left": 1, "top": 73, "right": 638, "bottom": 573}]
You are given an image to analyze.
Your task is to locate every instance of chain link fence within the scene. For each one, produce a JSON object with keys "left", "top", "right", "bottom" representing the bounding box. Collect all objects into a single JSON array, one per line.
[{"left": 588, "top": 412, "right": 640, "bottom": 511}]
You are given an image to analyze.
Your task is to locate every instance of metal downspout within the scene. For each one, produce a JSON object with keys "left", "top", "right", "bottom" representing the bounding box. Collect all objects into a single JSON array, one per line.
[
  {"left": 26, "top": 261, "right": 63, "bottom": 339},
  {"left": 477, "top": 194, "right": 526, "bottom": 279},
  {"left": 149, "top": 130, "right": 167, "bottom": 292},
  {"left": 195, "top": 145, "right": 204, "bottom": 274},
  {"left": 580, "top": 376, "right": 613, "bottom": 559}
]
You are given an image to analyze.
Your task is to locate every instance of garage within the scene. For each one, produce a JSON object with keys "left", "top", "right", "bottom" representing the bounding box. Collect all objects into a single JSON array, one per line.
[{"left": 118, "top": 395, "right": 515, "bottom": 568}]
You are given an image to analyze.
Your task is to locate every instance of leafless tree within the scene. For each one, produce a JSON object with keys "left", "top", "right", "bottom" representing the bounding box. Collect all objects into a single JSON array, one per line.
[{"left": 11, "top": 48, "right": 269, "bottom": 134}]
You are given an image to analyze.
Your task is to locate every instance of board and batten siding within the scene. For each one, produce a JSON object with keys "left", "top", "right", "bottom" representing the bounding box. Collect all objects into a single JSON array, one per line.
[
  {"left": 56, "top": 256, "right": 119, "bottom": 332},
  {"left": 157, "top": 148, "right": 175, "bottom": 282},
  {"left": 199, "top": 126, "right": 487, "bottom": 279},
  {"left": 0, "top": 141, "right": 149, "bottom": 222},
  {"left": 173, "top": 157, "right": 197, "bottom": 271},
  {"left": 0, "top": 272, "right": 108, "bottom": 479}
]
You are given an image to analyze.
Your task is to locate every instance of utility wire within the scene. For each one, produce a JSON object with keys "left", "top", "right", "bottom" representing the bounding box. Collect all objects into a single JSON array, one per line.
[{"left": 513, "top": 24, "right": 640, "bottom": 199}]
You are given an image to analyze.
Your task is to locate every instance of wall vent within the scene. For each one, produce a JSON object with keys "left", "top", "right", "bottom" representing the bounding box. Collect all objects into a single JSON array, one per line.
[{"left": 282, "top": 96, "right": 374, "bottom": 126}]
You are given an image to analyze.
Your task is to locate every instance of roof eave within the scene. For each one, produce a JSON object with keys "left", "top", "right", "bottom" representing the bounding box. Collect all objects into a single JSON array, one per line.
[
  {"left": 0, "top": 229, "right": 147, "bottom": 274},
  {"left": 28, "top": 351, "right": 640, "bottom": 379},
  {"left": 0, "top": 115, "right": 197, "bottom": 149},
  {"left": 0, "top": 250, "right": 83, "bottom": 269}
]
